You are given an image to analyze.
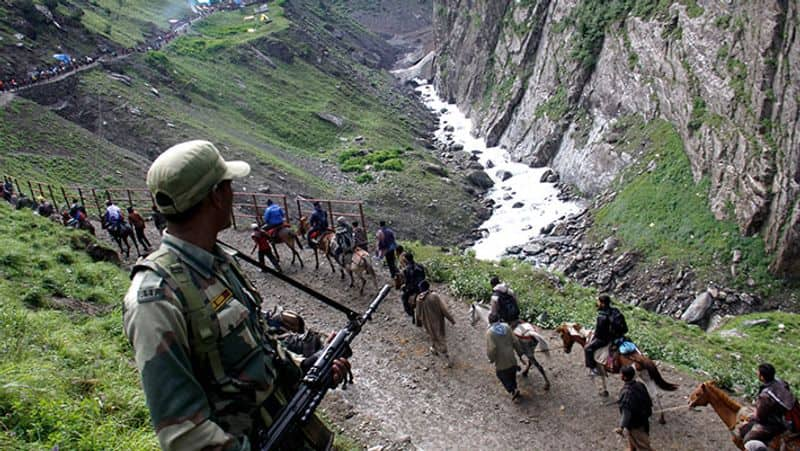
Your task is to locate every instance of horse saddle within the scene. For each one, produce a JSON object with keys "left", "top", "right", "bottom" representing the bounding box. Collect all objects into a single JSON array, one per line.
[{"left": 265, "top": 223, "right": 289, "bottom": 239}]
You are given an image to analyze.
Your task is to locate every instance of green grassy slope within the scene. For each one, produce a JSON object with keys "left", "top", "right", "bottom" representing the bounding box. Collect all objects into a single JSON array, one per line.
[
  {"left": 0, "top": 203, "right": 155, "bottom": 450},
  {"left": 0, "top": 97, "right": 149, "bottom": 188}
]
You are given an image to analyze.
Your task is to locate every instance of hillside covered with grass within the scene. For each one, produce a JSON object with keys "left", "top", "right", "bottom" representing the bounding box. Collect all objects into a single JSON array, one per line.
[{"left": 0, "top": 203, "right": 155, "bottom": 449}]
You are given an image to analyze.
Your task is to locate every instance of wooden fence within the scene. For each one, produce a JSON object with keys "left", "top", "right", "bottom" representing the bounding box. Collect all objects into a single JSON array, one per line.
[{"left": 3, "top": 175, "right": 368, "bottom": 232}]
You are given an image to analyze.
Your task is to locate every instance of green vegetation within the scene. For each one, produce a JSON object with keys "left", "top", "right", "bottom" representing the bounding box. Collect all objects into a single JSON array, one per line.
[
  {"left": 78, "top": 0, "right": 193, "bottom": 47},
  {"left": 0, "top": 203, "right": 156, "bottom": 450},
  {"left": 337, "top": 148, "right": 405, "bottom": 173},
  {"left": 406, "top": 242, "right": 800, "bottom": 396},
  {"left": 688, "top": 95, "right": 706, "bottom": 131},
  {"left": 591, "top": 119, "right": 774, "bottom": 292},
  {"left": 534, "top": 86, "right": 569, "bottom": 121}
]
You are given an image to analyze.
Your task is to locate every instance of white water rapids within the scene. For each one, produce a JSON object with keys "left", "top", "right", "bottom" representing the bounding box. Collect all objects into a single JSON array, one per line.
[{"left": 416, "top": 83, "right": 583, "bottom": 260}]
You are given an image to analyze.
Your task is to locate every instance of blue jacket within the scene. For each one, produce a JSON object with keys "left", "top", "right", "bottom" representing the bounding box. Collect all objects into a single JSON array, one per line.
[
  {"left": 310, "top": 207, "right": 328, "bottom": 229},
  {"left": 263, "top": 204, "right": 285, "bottom": 226}
]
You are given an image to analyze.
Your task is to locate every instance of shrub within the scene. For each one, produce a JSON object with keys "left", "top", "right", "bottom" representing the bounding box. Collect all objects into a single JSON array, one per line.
[
  {"left": 374, "top": 158, "right": 403, "bottom": 171},
  {"left": 354, "top": 174, "right": 372, "bottom": 184}
]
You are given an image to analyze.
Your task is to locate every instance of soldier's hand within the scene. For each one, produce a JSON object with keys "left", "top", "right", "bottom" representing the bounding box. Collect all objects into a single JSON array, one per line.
[{"left": 331, "top": 357, "right": 351, "bottom": 387}]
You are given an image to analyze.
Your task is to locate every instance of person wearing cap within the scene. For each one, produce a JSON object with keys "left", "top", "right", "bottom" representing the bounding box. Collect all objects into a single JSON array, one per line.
[
  {"left": 306, "top": 201, "right": 328, "bottom": 248},
  {"left": 414, "top": 280, "right": 455, "bottom": 367},
  {"left": 333, "top": 216, "right": 353, "bottom": 263},
  {"left": 123, "top": 140, "right": 339, "bottom": 450}
]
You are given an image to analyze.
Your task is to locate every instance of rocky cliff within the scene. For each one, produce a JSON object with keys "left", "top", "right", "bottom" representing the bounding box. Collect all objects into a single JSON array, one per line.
[{"left": 433, "top": 0, "right": 800, "bottom": 277}]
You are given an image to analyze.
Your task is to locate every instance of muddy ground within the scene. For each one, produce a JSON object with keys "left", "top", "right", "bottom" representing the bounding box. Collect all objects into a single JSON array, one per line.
[{"left": 108, "top": 225, "right": 735, "bottom": 450}]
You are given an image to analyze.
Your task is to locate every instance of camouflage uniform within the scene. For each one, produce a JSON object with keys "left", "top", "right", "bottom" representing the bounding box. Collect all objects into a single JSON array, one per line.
[{"left": 123, "top": 233, "right": 332, "bottom": 450}]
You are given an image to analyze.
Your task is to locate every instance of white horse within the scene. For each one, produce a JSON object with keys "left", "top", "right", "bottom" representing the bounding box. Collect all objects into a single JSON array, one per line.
[{"left": 469, "top": 301, "right": 551, "bottom": 390}]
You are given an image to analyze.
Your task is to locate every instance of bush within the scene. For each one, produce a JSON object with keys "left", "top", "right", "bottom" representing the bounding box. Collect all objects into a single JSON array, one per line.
[
  {"left": 374, "top": 158, "right": 403, "bottom": 171},
  {"left": 354, "top": 174, "right": 372, "bottom": 184}
]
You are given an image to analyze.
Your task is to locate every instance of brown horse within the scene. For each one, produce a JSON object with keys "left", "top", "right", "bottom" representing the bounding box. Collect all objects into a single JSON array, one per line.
[
  {"left": 102, "top": 218, "right": 139, "bottom": 259},
  {"left": 336, "top": 246, "right": 378, "bottom": 295},
  {"left": 297, "top": 216, "right": 337, "bottom": 273},
  {"left": 689, "top": 381, "right": 800, "bottom": 450},
  {"left": 555, "top": 322, "right": 678, "bottom": 424},
  {"left": 264, "top": 223, "right": 304, "bottom": 268}
]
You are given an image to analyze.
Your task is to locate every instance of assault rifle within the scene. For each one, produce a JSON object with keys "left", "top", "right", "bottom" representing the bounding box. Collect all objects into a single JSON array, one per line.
[{"left": 215, "top": 240, "right": 390, "bottom": 450}]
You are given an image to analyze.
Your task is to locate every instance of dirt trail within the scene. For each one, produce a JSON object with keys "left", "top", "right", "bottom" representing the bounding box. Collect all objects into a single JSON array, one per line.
[
  {"left": 93, "top": 224, "right": 735, "bottom": 449},
  {"left": 208, "top": 228, "right": 736, "bottom": 450}
]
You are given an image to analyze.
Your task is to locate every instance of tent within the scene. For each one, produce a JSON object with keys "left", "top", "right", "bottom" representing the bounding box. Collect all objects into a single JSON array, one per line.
[{"left": 53, "top": 53, "right": 72, "bottom": 64}]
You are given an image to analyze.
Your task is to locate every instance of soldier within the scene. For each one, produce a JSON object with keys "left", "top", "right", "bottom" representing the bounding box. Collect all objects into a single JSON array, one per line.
[{"left": 123, "top": 140, "right": 344, "bottom": 450}]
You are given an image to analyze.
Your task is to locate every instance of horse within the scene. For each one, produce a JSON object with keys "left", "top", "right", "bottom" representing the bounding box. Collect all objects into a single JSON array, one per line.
[
  {"left": 61, "top": 211, "right": 95, "bottom": 236},
  {"left": 297, "top": 216, "right": 337, "bottom": 273},
  {"left": 102, "top": 218, "right": 139, "bottom": 258},
  {"left": 689, "top": 381, "right": 800, "bottom": 451},
  {"left": 332, "top": 244, "right": 378, "bottom": 295},
  {"left": 555, "top": 322, "right": 678, "bottom": 424},
  {"left": 469, "top": 301, "right": 551, "bottom": 390},
  {"left": 263, "top": 223, "right": 304, "bottom": 268}
]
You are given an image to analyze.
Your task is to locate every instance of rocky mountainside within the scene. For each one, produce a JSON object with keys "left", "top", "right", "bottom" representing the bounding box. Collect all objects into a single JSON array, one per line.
[{"left": 433, "top": 0, "right": 800, "bottom": 277}]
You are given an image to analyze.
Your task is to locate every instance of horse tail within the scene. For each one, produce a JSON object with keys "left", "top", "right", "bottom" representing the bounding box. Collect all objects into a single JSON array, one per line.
[
  {"left": 633, "top": 354, "right": 678, "bottom": 391},
  {"left": 531, "top": 331, "right": 550, "bottom": 358}
]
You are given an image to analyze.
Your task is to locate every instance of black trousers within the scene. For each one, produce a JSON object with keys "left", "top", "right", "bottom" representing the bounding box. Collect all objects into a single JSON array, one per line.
[
  {"left": 134, "top": 227, "right": 151, "bottom": 248},
  {"left": 401, "top": 289, "right": 419, "bottom": 318},
  {"left": 384, "top": 248, "right": 398, "bottom": 277},
  {"left": 496, "top": 366, "right": 518, "bottom": 394},
  {"left": 585, "top": 338, "right": 609, "bottom": 368}
]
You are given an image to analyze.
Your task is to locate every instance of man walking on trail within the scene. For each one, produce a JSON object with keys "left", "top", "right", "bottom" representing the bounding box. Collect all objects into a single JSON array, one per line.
[
  {"left": 414, "top": 280, "right": 455, "bottom": 367},
  {"left": 486, "top": 317, "right": 523, "bottom": 402},
  {"left": 124, "top": 140, "right": 343, "bottom": 450},
  {"left": 586, "top": 294, "right": 627, "bottom": 376},
  {"left": 69, "top": 198, "right": 87, "bottom": 223},
  {"left": 127, "top": 206, "right": 152, "bottom": 250},
  {"left": 615, "top": 365, "right": 654, "bottom": 451},
  {"left": 151, "top": 204, "right": 167, "bottom": 235},
  {"left": 741, "top": 362, "right": 797, "bottom": 450},
  {"left": 489, "top": 276, "right": 520, "bottom": 326},
  {"left": 307, "top": 201, "right": 328, "bottom": 248},
  {"left": 399, "top": 252, "right": 426, "bottom": 321},
  {"left": 262, "top": 199, "right": 285, "bottom": 234},
  {"left": 352, "top": 220, "right": 368, "bottom": 252},
  {"left": 36, "top": 196, "right": 54, "bottom": 217},
  {"left": 250, "top": 223, "right": 278, "bottom": 270},
  {"left": 375, "top": 220, "right": 399, "bottom": 277}
]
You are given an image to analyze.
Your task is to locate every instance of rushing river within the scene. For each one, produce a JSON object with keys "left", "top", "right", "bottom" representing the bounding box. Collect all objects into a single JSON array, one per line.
[{"left": 416, "top": 83, "right": 583, "bottom": 260}]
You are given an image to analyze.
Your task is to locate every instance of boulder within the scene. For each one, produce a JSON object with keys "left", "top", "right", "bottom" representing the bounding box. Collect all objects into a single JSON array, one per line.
[
  {"left": 506, "top": 246, "right": 522, "bottom": 255},
  {"left": 512, "top": 202, "right": 524, "bottom": 208},
  {"left": 444, "top": 125, "right": 455, "bottom": 132},
  {"left": 422, "top": 163, "right": 448, "bottom": 177},
  {"left": 602, "top": 236, "right": 618, "bottom": 254},
  {"left": 485, "top": 160, "right": 495, "bottom": 169},
  {"left": 316, "top": 112, "right": 345, "bottom": 128},
  {"left": 523, "top": 244, "right": 544, "bottom": 255},
  {"left": 496, "top": 170, "right": 513, "bottom": 181},
  {"left": 742, "top": 319, "right": 770, "bottom": 327},
  {"left": 540, "top": 168, "right": 559, "bottom": 183},
  {"left": 86, "top": 243, "right": 121, "bottom": 265},
  {"left": 540, "top": 222, "right": 555, "bottom": 235},
  {"left": 466, "top": 171, "right": 494, "bottom": 190},
  {"left": 680, "top": 292, "right": 715, "bottom": 324}
]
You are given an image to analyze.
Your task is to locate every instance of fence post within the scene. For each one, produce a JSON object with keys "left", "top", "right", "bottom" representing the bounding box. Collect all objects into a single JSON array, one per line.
[
  {"left": 251, "top": 194, "right": 260, "bottom": 226},
  {"left": 14, "top": 177, "right": 22, "bottom": 195},
  {"left": 126, "top": 189, "right": 134, "bottom": 208},
  {"left": 327, "top": 200, "right": 334, "bottom": 227},
  {"left": 37, "top": 182, "right": 45, "bottom": 198},
  {"left": 60, "top": 186, "right": 70, "bottom": 207},
  {"left": 281, "top": 195, "right": 289, "bottom": 223},
  {"left": 27, "top": 180, "right": 35, "bottom": 198},
  {"left": 296, "top": 198, "right": 302, "bottom": 222},
  {"left": 47, "top": 184, "right": 56, "bottom": 205},
  {"left": 105, "top": 190, "right": 112, "bottom": 202},
  {"left": 89, "top": 188, "right": 101, "bottom": 217},
  {"left": 358, "top": 202, "right": 366, "bottom": 234}
]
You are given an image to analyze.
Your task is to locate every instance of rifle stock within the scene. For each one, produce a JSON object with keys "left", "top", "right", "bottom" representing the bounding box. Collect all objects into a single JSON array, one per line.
[{"left": 260, "top": 284, "right": 390, "bottom": 450}]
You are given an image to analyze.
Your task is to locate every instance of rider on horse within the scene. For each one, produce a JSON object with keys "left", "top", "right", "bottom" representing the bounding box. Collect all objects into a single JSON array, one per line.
[
  {"left": 262, "top": 199, "right": 285, "bottom": 236},
  {"left": 741, "top": 363, "right": 798, "bottom": 451},
  {"left": 586, "top": 294, "right": 628, "bottom": 376},
  {"left": 333, "top": 216, "right": 353, "bottom": 263},
  {"left": 103, "top": 200, "right": 124, "bottom": 232},
  {"left": 489, "top": 276, "right": 520, "bottom": 326},
  {"left": 307, "top": 201, "right": 328, "bottom": 248},
  {"left": 400, "top": 253, "right": 427, "bottom": 321},
  {"left": 69, "top": 198, "right": 87, "bottom": 225}
]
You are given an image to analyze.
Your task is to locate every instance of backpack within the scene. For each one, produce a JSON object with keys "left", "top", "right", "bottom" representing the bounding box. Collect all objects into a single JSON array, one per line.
[
  {"left": 495, "top": 290, "right": 520, "bottom": 322},
  {"left": 408, "top": 263, "right": 426, "bottom": 289},
  {"left": 609, "top": 307, "right": 628, "bottom": 338},
  {"left": 786, "top": 400, "right": 800, "bottom": 432}
]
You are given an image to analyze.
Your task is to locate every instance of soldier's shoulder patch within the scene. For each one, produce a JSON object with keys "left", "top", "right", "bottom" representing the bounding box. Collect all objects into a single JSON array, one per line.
[
  {"left": 210, "top": 289, "right": 233, "bottom": 311},
  {"left": 137, "top": 287, "right": 166, "bottom": 303}
]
